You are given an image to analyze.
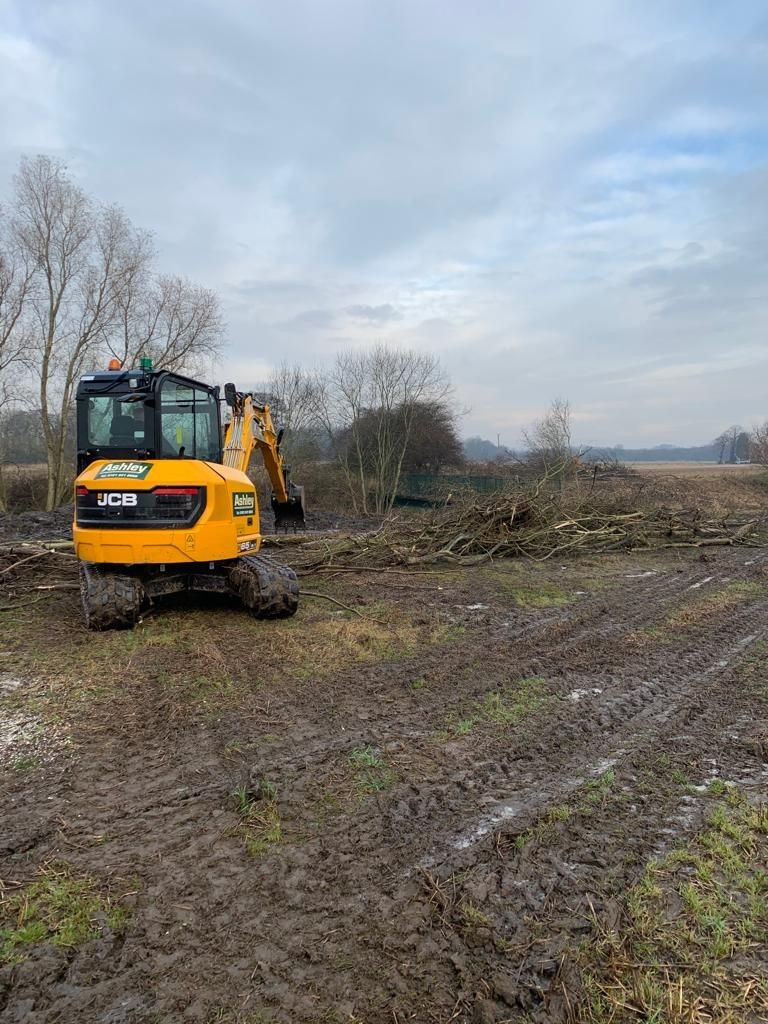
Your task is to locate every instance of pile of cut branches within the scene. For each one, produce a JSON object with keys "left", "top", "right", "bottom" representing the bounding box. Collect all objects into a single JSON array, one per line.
[
  {"left": 292, "top": 489, "right": 766, "bottom": 571},
  {"left": 0, "top": 541, "right": 78, "bottom": 611}
]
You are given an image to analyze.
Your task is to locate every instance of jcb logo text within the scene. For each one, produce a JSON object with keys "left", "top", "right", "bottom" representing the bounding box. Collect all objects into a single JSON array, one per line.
[{"left": 97, "top": 492, "right": 137, "bottom": 507}]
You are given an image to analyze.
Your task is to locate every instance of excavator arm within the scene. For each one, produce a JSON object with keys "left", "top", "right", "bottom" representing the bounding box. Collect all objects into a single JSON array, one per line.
[{"left": 222, "top": 384, "right": 306, "bottom": 530}]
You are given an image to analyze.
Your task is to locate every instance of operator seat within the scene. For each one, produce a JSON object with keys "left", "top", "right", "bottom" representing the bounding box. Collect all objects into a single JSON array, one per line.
[{"left": 110, "top": 414, "right": 138, "bottom": 445}]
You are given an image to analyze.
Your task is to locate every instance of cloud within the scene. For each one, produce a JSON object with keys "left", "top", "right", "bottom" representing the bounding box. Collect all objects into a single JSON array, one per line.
[
  {"left": 1, "top": 0, "right": 767, "bottom": 445},
  {"left": 344, "top": 304, "right": 401, "bottom": 323}
]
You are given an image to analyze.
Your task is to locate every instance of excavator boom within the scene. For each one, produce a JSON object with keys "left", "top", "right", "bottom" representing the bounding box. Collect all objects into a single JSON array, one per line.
[{"left": 222, "top": 384, "right": 306, "bottom": 530}]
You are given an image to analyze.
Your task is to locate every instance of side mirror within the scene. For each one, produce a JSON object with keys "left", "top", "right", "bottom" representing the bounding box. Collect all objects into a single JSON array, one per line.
[{"left": 224, "top": 383, "right": 237, "bottom": 408}]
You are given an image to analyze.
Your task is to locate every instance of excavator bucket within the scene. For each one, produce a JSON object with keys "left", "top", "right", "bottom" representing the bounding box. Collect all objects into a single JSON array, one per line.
[{"left": 271, "top": 483, "right": 306, "bottom": 532}]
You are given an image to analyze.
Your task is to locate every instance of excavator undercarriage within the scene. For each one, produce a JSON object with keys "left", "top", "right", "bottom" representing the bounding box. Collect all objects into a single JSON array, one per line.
[{"left": 79, "top": 556, "right": 299, "bottom": 630}]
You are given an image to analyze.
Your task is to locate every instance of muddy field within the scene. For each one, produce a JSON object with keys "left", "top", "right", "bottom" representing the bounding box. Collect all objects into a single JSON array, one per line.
[
  {"left": 627, "top": 462, "right": 764, "bottom": 478},
  {"left": 1, "top": 516, "right": 767, "bottom": 1022}
]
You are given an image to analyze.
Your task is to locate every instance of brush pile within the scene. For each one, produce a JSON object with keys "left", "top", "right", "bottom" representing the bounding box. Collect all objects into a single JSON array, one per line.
[
  {"left": 293, "top": 488, "right": 766, "bottom": 570},
  {"left": 0, "top": 484, "right": 765, "bottom": 603},
  {"left": 0, "top": 541, "right": 78, "bottom": 611}
]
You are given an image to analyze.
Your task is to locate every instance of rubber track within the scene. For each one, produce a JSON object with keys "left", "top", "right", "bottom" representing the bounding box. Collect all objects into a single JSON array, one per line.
[
  {"left": 79, "top": 562, "right": 145, "bottom": 630},
  {"left": 229, "top": 554, "right": 299, "bottom": 619}
]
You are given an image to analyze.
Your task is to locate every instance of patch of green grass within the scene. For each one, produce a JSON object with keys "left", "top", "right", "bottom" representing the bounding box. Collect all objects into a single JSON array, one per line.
[
  {"left": 487, "top": 570, "right": 574, "bottom": 608},
  {"left": 479, "top": 677, "right": 549, "bottom": 724},
  {"left": 0, "top": 862, "right": 128, "bottom": 963},
  {"left": 547, "top": 804, "right": 573, "bottom": 823},
  {"left": 461, "top": 901, "right": 493, "bottom": 930},
  {"left": 629, "top": 582, "right": 767, "bottom": 644},
  {"left": 449, "top": 677, "right": 550, "bottom": 738},
  {"left": 512, "top": 803, "right": 574, "bottom": 851},
  {"left": 666, "top": 580, "right": 766, "bottom": 631},
  {"left": 573, "top": 790, "right": 768, "bottom": 1022},
  {"left": 11, "top": 754, "right": 42, "bottom": 773},
  {"left": 410, "top": 677, "right": 427, "bottom": 690},
  {"left": 454, "top": 717, "right": 476, "bottom": 736},
  {"left": 584, "top": 769, "right": 616, "bottom": 806},
  {"left": 348, "top": 746, "right": 395, "bottom": 795},
  {"left": 652, "top": 752, "right": 692, "bottom": 788},
  {"left": 231, "top": 782, "right": 282, "bottom": 857}
]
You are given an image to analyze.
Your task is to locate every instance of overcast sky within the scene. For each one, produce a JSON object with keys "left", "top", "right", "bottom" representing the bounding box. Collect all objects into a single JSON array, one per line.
[{"left": 2, "top": 1, "right": 767, "bottom": 446}]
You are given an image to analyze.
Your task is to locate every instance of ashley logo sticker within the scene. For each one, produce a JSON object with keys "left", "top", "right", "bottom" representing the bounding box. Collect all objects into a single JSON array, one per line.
[
  {"left": 232, "top": 491, "right": 255, "bottom": 517},
  {"left": 95, "top": 461, "right": 152, "bottom": 480}
]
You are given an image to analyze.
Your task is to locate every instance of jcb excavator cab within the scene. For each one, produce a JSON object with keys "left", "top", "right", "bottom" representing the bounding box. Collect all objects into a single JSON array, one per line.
[{"left": 76, "top": 367, "right": 221, "bottom": 474}]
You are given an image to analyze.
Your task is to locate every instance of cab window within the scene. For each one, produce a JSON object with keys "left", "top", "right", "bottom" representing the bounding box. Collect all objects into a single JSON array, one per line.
[
  {"left": 87, "top": 397, "right": 147, "bottom": 447},
  {"left": 159, "top": 380, "right": 219, "bottom": 460}
]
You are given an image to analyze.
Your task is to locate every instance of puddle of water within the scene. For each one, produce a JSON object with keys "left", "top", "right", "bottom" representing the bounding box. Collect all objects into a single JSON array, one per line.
[
  {"left": 0, "top": 675, "right": 25, "bottom": 695},
  {"left": 454, "top": 799, "right": 521, "bottom": 849},
  {"left": 1, "top": 711, "right": 44, "bottom": 754},
  {"left": 0, "top": 703, "right": 68, "bottom": 768},
  {"left": 463, "top": 603, "right": 489, "bottom": 611},
  {"left": 624, "top": 571, "right": 657, "bottom": 579},
  {"left": 688, "top": 576, "right": 714, "bottom": 590},
  {"left": 568, "top": 687, "right": 603, "bottom": 702},
  {"left": 590, "top": 755, "right": 621, "bottom": 775},
  {"left": 707, "top": 633, "right": 760, "bottom": 672}
]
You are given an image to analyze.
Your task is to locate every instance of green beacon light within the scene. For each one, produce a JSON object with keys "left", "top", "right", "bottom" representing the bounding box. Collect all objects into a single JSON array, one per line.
[{"left": 139, "top": 357, "right": 153, "bottom": 372}]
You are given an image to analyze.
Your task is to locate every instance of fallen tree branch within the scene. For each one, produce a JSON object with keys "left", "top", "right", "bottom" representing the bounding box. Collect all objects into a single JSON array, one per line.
[{"left": 301, "top": 590, "right": 395, "bottom": 629}]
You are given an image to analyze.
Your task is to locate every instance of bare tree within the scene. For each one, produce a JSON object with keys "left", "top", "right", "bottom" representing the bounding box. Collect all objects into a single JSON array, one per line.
[
  {"left": 13, "top": 157, "right": 130, "bottom": 506},
  {"left": 522, "top": 397, "right": 578, "bottom": 487},
  {"left": 749, "top": 423, "right": 768, "bottom": 467},
  {"left": 10, "top": 155, "right": 224, "bottom": 508},
  {"left": 0, "top": 221, "right": 32, "bottom": 379},
  {"left": 0, "top": 214, "right": 35, "bottom": 510},
  {"left": 258, "top": 362, "right": 321, "bottom": 438},
  {"left": 108, "top": 270, "right": 223, "bottom": 375},
  {"left": 315, "top": 351, "right": 368, "bottom": 512},
  {"left": 252, "top": 362, "right": 324, "bottom": 471},
  {"left": 713, "top": 430, "right": 729, "bottom": 465},
  {"left": 318, "top": 344, "right": 450, "bottom": 514},
  {"left": 713, "top": 425, "right": 744, "bottom": 465}
]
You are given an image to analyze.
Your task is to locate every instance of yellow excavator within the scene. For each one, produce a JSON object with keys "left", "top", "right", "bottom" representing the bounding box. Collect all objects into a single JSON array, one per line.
[{"left": 72, "top": 358, "right": 305, "bottom": 629}]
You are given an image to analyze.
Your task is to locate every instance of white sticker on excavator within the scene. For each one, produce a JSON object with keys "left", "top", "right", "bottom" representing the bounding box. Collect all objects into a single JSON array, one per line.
[{"left": 95, "top": 461, "right": 152, "bottom": 480}]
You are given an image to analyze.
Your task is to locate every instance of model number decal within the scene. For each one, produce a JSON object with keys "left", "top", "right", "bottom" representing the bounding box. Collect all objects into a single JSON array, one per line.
[
  {"left": 232, "top": 491, "right": 255, "bottom": 517},
  {"left": 97, "top": 492, "right": 138, "bottom": 507}
]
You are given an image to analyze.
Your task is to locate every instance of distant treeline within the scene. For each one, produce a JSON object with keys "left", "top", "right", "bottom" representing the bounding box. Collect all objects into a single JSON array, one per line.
[
  {"left": 463, "top": 437, "right": 727, "bottom": 464},
  {"left": 584, "top": 445, "right": 722, "bottom": 463}
]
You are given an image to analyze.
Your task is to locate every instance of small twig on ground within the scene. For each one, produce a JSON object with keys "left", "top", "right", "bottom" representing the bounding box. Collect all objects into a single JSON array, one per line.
[
  {"left": 301, "top": 590, "right": 393, "bottom": 628},
  {"left": 0, "top": 550, "right": 53, "bottom": 576},
  {"left": 0, "top": 593, "right": 60, "bottom": 612}
]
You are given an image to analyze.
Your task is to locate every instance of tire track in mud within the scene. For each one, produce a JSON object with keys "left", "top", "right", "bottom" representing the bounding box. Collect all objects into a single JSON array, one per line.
[
  {"left": 231, "top": 555, "right": 768, "bottom": 1017},
  {"left": 280, "top": 568, "right": 764, "bottom": 877},
  {"left": 421, "top": 642, "right": 768, "bottom": 1021},
  {"left": 131, "top": 552, "right": 768, "bottom": 1020},
  {"left": 2, "top": 548, "right": 768, "bottom": 1023}
]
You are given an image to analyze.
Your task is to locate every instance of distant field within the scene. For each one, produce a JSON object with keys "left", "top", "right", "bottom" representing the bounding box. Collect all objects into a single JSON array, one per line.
[{"left": 628, "top": 461, "right": 764, "bottom": 477}]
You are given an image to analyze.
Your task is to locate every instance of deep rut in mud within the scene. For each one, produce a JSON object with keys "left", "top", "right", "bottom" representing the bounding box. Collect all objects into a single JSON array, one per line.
[{"left": 1, "top": 547, "right": 767, "bottom": 1022}]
